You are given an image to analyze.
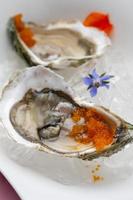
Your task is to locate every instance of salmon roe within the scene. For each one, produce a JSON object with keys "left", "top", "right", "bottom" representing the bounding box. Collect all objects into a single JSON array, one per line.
[
  {"left": 69, "top": 108, "right": 116, "bottom": 151},
  {"left": 13, "top": 14, "right": 36, "bottom": 47}
]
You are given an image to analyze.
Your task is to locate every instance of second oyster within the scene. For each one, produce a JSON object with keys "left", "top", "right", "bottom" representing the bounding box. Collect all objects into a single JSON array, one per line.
[{"left": 8, "top": 15, "right": 111, "bottom": 69}]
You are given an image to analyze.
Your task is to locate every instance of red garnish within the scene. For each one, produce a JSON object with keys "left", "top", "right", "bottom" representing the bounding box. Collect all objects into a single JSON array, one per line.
[
  {"left": 13, "top": 14, "right": 36, "bottom": 47},
  {"left": 83, "top": 12, "right": 114, "bottom": 36}
]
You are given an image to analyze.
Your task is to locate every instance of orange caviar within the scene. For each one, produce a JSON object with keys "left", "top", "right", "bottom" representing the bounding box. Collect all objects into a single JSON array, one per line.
[
  {"left": 69, "top": 108, "right": 116, "bottom": 151},
  {"left": 13, "top": 14, "right": 36, "bottom": 47},
  {"left": 92, "top": 175, "right": 104, "bottom": 183}
]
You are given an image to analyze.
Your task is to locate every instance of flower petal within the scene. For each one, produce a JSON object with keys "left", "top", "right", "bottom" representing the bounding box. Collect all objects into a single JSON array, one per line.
[
  {"left": 101, "top": 82, "right": 110, "bottom": 89},
  {"left": 90, "top": 87, "right": 97, "bottom": 97},
  {"left": 83, "top": 77, "right": 93, "bottom": 86},
  {"left": 100, "top": 75, "right": 112, "bottom": 81},
  {"left": 92, "top": 69, "right": 99, "bottom": 80}
]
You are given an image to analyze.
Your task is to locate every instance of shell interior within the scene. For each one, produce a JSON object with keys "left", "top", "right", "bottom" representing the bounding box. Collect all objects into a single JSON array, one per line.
[{"left": 30, "top": 23, "right": 96, "bottom": 61}]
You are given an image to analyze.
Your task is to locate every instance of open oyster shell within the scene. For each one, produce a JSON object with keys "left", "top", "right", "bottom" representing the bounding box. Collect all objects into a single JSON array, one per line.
[
  {"left": 8, "top": 17, "right": 111, "bottom": 70},
  {"left": 0, "top": 66, "right": 133, "bottom": 160}
]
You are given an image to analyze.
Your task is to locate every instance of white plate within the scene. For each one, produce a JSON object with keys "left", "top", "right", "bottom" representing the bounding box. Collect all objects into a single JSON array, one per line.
[{"left": 0, "top": 0, "right": 133, "bottom": 199}]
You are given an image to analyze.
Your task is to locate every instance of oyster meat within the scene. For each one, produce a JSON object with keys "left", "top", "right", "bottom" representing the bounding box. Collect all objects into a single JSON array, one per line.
[
  {"left": 10, "top": 88, "right": 76, "bottom": 142},
  {"left": 0, "top": 66, "right": 133, "bottom": 160},
  {"left": 8, "top": 15, "right": 111, "bottom": 69}
]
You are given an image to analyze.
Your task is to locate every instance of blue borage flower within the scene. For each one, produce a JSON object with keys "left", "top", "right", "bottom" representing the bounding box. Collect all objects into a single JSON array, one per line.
[{"left": 83, "top": 69, "right": 114, "bottom": 97}]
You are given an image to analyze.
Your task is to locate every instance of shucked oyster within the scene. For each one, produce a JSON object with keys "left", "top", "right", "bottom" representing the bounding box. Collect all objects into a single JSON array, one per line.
[
  {"left": 0, "top": 66, "right": 133, "bottom": 160},
  {"left": 8, "top": 14, "right": 111, "bottom": 69}
]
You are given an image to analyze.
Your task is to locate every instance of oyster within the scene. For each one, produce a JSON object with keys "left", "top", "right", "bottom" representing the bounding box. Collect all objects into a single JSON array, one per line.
[
  {"left": 8, "top": 16, "right": 111, "bottom": 69},
  {"left": 0, "top": 66, "right": 133, "bottom": 160}
]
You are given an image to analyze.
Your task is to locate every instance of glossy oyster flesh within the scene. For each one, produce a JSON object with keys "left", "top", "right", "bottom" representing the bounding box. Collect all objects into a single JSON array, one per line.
[
  {"left": 8, "top": 17, "right": 111, "bottom": 69},
  {"left": 0, "top": 66, "right": 133, "bottom": 160},
  {"left": 10, "top": 88, "right": 77, "bottom": 142}
]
